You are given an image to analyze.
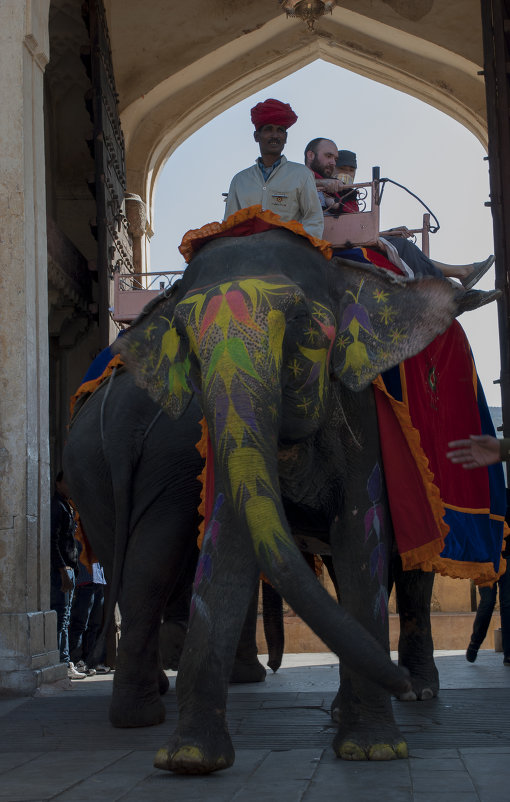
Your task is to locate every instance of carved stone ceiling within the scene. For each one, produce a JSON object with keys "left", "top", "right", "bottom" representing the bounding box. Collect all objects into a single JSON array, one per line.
[{"left": 102, "top": 0, "right": 485, "bottom": 209}]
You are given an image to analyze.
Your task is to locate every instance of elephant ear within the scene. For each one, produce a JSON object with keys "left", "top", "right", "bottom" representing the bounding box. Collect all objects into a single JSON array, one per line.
[
  {"left": 113, "top": 287, "right": 194, "bottom": 418},
  {"left": 330, "top": 259, "right": 460, "bottom": 391}
]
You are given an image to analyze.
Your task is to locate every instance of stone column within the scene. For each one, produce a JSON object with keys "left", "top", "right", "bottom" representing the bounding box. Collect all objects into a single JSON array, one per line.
[
  {"left": 0, "top": 0, "right": 65, "bottom": 693},
  {"left": 125, "top": 193, "right": 147, "bottom": 278}
]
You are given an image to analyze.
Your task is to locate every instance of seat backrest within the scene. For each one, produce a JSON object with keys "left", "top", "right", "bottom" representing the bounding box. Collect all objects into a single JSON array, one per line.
[{"left": 322, "top": 178, "right": 380, "bottom": 248}]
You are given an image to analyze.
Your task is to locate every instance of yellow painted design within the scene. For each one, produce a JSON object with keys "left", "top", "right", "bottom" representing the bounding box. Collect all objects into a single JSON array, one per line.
[
  {"left": 342, "top": 339, "right": 371, "bottom": 379},
  {"left": 267, "top": 310, "right": 286, "bottom": 371},
  {"left": 379, "top": 304, "right": 396, "bottom": 325},
  {"left": 298, "top": 344, "right": 329, "bottom": 400},
  {"left": 389, "top": 328, "right": 405, "bottom": 345},
  {"left": 228, "top": 447, "right": 273, "bottom": 504},
  {"left": 168, "top": 277, "right": 337, "bottom": 564},
  {"left": 155, "top": 318, "right": 181, "bottom": 369},
  {"left": 373, "top": 288, "right": 389, "bottom": 303},
  {"left": 245, "top": 496, "right": 292, "bottom": 561}
]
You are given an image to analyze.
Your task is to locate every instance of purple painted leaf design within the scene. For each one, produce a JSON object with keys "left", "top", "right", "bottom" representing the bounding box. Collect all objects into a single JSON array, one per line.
[
  {"left": 370, "top": 542, "right": 386, "bottom": 583},
  {"left": 339, "top": 303, "right": 375, "bottom": 334},
  {"left": 372, "top": 505, "right": 382, "bottom": 539},
  {"left": 364, "top": 507, "right": 375, "bottom": 541},
  {"left": 231, "top": 385, "right": 258, "bottom": 429},
  {"left": 194, "top": 552, "right": 212, "bottom": 588},
  {"left": 209, "top": 519, "right": 220, "bottom": 547},
  {"left": 212, "top": 493, "right": 224, "bottom": 518},
  {"left": 215, "top": 393, "right": 229, "bottom": 439},
  {"left": 374, "top": 586, "right": 389, "bottom": 624},
  {"left": 367, "top": 462, "right": 382, "bottom": 503},
  {"left": 303, "top": 360, "right": 321, "bottom": 388}
]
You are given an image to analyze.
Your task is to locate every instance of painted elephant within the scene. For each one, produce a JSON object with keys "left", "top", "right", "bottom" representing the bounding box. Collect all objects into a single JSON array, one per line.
[
  {"left": 105, "top": 227, "right": 464, "bottom": 773},
  {"left": 65, "top": 368, "right": 437, "bottom": 714}
]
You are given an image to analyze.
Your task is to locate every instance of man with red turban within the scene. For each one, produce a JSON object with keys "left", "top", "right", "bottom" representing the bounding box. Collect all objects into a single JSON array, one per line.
[{"left": 224, "top": 98, "right": 324, "bottom": 239}]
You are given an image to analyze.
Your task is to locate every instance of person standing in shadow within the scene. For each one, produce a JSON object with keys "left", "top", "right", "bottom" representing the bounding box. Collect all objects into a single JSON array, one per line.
[
  {"left": 50, "top": 471, "right": 86, "bottom": 679},
  {"left": 447, "top": 437, "right": 510, "bottom": 666}
]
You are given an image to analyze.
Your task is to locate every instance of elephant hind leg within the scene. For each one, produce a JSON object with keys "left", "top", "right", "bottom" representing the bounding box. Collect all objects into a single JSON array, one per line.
[{"left": 393, "top": 561, "right": 439, "bottom": 701}]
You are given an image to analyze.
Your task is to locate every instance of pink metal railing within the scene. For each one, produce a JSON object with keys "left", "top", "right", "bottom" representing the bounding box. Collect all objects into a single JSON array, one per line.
[{"left": 112, "top": 270, "right": 184, "bottom": 322}]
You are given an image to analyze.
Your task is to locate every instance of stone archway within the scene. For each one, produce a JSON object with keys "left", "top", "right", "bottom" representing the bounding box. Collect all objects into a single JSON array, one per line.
[{"left": 112, "top": 3, "right": 487, "bottom": 231}]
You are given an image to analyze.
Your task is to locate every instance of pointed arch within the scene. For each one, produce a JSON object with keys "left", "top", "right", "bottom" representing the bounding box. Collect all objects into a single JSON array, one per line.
[{"left": 119, "top": 7, "right": 487, "bottom": 225}]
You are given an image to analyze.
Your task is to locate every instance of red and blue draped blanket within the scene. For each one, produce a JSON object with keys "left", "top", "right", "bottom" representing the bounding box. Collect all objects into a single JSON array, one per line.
[{"left": 339, "top": 246, "right": 507, "bottom": 585}]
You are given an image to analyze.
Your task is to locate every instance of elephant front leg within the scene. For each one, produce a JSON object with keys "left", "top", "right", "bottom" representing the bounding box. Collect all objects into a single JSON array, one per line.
[
  {"left": 154, "top": 493, "right": 260, "bottom": 775},
  {"left": 392, "top": 556, "right": 439, "bottom": 701}
]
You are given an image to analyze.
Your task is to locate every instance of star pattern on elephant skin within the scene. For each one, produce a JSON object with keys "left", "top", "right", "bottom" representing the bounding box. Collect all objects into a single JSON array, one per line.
[
  {"left": 287, "top": 358, "right": 303, "bottom": 378},
  {"left": 268, "top": 403, "right": 278, "bottom": 421},
  {"left": 372, "top": 288, "right": 389, "bottom": 304},
  {"left": 379, "top": 304, "right": 396, "bottom": 326},
  {"left": 335, "top": 334, "right": 350, "bottom": 352},
  {"left": 389, "top": 327, "right": 405, "bottom": 345},
  {"left": 376, "top": 346, "right": 392, "bottom": 363},
  {"left": 296, "top": 397, "right": 314, "bottom": 414},
  {"left": 304, "top": 323, "right": 321, "bottom": 344},
  {"left": 312, "top": 306, "right": 331, "bottom": 323}
]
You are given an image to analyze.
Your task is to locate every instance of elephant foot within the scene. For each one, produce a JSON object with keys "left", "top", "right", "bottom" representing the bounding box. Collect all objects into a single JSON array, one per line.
[
  {"left": 396, "top": 657, "right": 439, "bottom": 701},
  {"left": 229, "top": 657, "right": 266, "bottom": 684},
  {"left": 109, "top": 685, "right": 166, "bottom": 728},
  {"left": 333, "top": 723, "right": 408, "bottom": 761},
  {"left": 154, "top": 725, "right": 235, "bottom": 775}
]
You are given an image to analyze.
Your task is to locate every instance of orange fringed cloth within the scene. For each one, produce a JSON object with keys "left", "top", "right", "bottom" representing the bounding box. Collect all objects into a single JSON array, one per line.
[
  {"left": 195, "top": 417, "right": 212, "bottom": 550},
  {"left": 69, "top": 354, "right": 124, "bottom": 418},
  {"left": 178, "top": 204, "right": 333, "bottom": 263}
]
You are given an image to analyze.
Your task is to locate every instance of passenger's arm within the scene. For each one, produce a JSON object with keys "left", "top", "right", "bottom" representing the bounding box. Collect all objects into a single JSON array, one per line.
[{"left": 301, "top": 172, "right": 325, "bottom": 239}]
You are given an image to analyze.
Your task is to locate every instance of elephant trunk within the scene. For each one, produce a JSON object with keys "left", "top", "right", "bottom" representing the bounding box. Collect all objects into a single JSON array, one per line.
[{"left": 187, "top": 276, "right": 409, "bottom": 696}]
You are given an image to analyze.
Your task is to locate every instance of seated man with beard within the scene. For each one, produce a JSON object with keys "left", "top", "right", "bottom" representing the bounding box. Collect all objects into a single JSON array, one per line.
[{"left": 305, "top": 139, "right": 494, "bottom": 289}]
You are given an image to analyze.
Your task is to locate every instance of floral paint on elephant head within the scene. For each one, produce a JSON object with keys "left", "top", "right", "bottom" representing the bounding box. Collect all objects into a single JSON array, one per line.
[
  {"left": 364, "top": 462, "right": 389, "bottom": 623},
  {"left": 334, "top": 279, "right": 409, "bottom": 391}
]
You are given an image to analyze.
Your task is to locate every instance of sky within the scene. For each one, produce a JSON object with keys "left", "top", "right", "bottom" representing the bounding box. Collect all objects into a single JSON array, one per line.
[{"left": 150, "top": 59, "right": 501, "bottom": 406}]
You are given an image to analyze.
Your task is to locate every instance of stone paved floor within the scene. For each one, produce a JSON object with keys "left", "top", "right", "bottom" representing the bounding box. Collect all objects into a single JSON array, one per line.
[{"left": 0, "top": 650, "right": 509, "bottom": 801}]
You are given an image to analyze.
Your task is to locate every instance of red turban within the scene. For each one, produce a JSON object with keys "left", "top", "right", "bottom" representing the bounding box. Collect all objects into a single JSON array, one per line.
[{"left": 250, "top": 99, "right": 298, "bottom": 130}]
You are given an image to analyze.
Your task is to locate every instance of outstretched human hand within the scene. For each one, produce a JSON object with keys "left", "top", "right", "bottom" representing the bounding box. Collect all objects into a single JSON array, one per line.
[{"left": 446, "top": 435, "right": 501, "bottom": 469}]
